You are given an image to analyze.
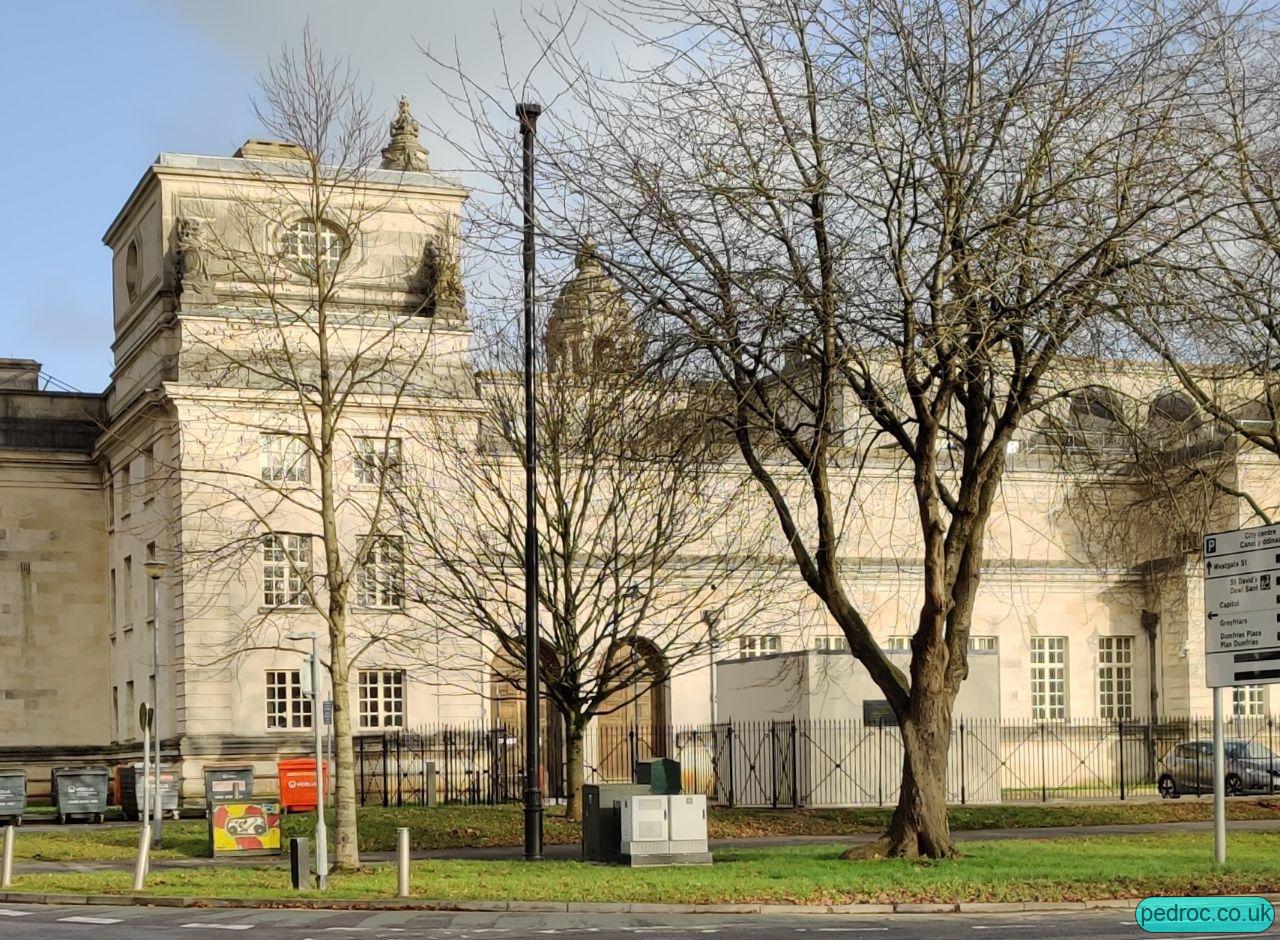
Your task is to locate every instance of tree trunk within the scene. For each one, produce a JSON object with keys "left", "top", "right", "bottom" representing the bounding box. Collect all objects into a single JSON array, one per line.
[
  {"left": 564, "top": 723, "right": 587, "bottom": 822},
  {"left": 330, "top": 623, "right": 360, "bottom": 870},
  {"left": 883, "top": 708, "right": 955, "bottom": 858}
]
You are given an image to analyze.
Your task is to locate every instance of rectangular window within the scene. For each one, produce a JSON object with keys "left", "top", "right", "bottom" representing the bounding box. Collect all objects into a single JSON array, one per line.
[
  {"left": 124, "top": 681, "right": 134, "bottom": 740},
  {"left": 122, "top": 556, "right": 133, "bottom": 631},
  {"left": 106, "top": 481, "right": 115, "bottom": 530},
  {"left": 1234, "top": 685, "right": 1266, "bottom": 717},
  {"left": 738, "top": 635, "right": 780, "bottom": 659},
  {"left": 1031, "top": 636, "right": 1067, "bottom": 721},
  {"left": 969, "top": 636, "right": 998, "bottom": 652},
  {"left": 1098, "top": 636, "right": 1134, "bottom": 720},
  {"left": 355, "top": 437, "right": 402, "bottom": 487},
  {"left": 146, "top": 543, "right": 157, "bottom": 622},
  {"left": 359, "top": 669, "right": 405, "bottom": 729},
  {"left": 143, "top": 445, "right": 156, "bottom": 504},
  {"left": 261, "top": 434, "right": 311, "bottom": 484},
  {"left": 814, "top": 634, "right": 849, "bottom": 652},
  {"left": 266, "top": 669, "right": 312, "bottom": 729},
  {"left": 884, "top": 636, "right": 910, "bottom": 651},
  {"left": 357, "top": 535, "right": 404, "bottom": 608},
  {"left": 109, "top": 568, "right": 117, "bottom": 634},
  {"left": 111, "top": 686, "right": 119, "bottom": 742},
  {"left": 120, "top": 463, "right": 131, "bottom": 518},
  {"left": 263, "top": 534, "right": 311, "bottom": 607}
]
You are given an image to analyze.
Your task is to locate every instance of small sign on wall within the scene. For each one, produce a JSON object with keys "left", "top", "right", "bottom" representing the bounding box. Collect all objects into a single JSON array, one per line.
[{"left": 209, "top": 801, "right": 283, "bottom": 857}]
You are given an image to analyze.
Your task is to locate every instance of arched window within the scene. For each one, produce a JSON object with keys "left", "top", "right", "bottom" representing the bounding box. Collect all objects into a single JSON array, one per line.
[
  {"left": 1151, "top": 390, "right": 1196, "bottom": 425},
  {"left": 282, "top": 219, "right": 345, "bottom": 273},
  {"left": 1069, "top": 386, "right": 1123, "bottom": 424},
  {"left": 489, "top": 649, "right": 567, "bottom": 798},
  {"left": 597, "top": 638, "right": 670, "bottom": 780}
]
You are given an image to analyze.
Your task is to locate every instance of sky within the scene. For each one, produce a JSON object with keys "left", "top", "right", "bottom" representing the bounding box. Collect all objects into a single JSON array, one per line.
[{"left": 0, "top": 0, "right": 582, "bottom": 392}]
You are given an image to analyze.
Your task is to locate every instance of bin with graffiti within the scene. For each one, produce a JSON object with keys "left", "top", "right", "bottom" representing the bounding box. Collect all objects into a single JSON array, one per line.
[{"left": 208, "top": 801, "right": 282, "bottom": 857}]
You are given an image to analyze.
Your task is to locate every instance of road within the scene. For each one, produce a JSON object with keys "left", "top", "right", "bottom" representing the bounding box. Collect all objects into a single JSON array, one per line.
[{"left": 0, "top": 903, "right": 1169, "bottom": 940}]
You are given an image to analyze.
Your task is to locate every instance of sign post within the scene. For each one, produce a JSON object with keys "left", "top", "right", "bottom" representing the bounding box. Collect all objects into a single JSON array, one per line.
[
  {"left": 138, "top": 703, "right": 154, "bottom": 840},
  {"left": 1202, "top": 522, "right": 1280, "bottom": 866}
]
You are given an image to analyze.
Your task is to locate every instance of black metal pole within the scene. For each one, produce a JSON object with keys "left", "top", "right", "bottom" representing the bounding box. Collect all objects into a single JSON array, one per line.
[{"left": 517, "top": 101, "right": 544, "bottom": 862}]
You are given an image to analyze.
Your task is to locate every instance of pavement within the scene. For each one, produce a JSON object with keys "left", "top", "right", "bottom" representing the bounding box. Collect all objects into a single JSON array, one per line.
[
  {"left": 2, "top": 817, "right": 1276, "bottom": 936},
  {"left": 0, "top": 901, "right": 1174, "bottom": 940}
]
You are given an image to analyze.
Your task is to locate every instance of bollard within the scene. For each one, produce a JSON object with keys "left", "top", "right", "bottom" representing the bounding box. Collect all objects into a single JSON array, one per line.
[
  {"left": 397, "top": 827, "right": 410, "bottom": 898},
  {"left": 132, "top": 824, "right": 151, "bottom": 891},
  {"left": 1, "top": 825, "right": 14, "bottom": 888},
  {"left": 289, "top": 837, "right": 310, "bottom": 891}
]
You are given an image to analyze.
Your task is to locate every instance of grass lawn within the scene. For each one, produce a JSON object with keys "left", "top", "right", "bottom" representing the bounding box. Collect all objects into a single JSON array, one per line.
[
  {"left": 13, "top": 798, "right": 1280, "bottom": 861},
  {"left": 8, "top": 832, "right": 1280, "bottom": 905}
]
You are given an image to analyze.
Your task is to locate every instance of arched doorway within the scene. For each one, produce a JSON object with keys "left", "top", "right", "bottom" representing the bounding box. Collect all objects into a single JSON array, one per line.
[
  {"left": 597, "top": 639, "right": 669, "bottom": 781},
  {"left": 490, "top": 651, "right": 567, "bottom": 799}
]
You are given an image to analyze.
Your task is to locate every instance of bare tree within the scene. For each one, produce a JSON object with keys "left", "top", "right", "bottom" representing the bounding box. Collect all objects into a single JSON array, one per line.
[
  {"left": 171, "top": 32, "right": 465, "bottom": 869},
  {"left": 395, "top": 243, "right": 772, "bottom": 820},
  {"left": 1127, "top": 23, "right": 1280, "bottom": 525},
  {"left": 428, "top": 0, "right": 1244, "bottom": 856}
]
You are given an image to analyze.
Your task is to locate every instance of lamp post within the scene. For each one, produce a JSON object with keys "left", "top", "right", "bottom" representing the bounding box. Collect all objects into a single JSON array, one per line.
[
  {"left": 516, "top": 100, "right": 543, "bottom": 862},
  {"left": 286, "top": 631, "right": 327, "bottom": 889},
  {"left": 143, "top": 559, "right": 167, "bottom": 847}
]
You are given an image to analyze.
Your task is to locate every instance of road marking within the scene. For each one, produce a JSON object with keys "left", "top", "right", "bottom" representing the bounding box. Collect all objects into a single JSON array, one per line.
[
  {"left": 180, "top": 924, "right": 255, "bottom": 931},
  {"left": 60, "top": 916, "right": 124, "bottom": 925},
  {"left": 972, "top": 928, "right": 1031, "bottom": 931},
  {"left": 0, "top": 910, "right": 33, "bottom": 917}
]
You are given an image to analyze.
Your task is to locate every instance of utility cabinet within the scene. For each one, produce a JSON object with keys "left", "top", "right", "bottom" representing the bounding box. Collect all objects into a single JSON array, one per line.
[
  {"left": 667, "top": 794, "right": 709, "bottom": 854},
  {"left": 618, "top": 793, "right": 712, "bottom": 867}
]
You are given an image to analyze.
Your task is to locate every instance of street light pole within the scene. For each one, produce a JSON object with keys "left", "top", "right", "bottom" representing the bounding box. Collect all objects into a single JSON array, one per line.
[
  {"left": 516, "top": 100, "right": 544, "bottom": 863},
  {"left": 287, "top": 631, "right": 327, "bottom": 889},
  {"left": 144, "top": 559, "right": 168, "bottom": 848}
]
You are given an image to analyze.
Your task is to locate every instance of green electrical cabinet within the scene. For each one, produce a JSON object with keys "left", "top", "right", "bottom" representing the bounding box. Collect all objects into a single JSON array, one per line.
[{"left": 636, "top": 758, "right": 681, "bottom": 795}]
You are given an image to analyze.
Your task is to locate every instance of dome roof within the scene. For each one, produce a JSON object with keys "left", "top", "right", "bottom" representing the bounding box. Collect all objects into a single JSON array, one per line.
[{"left": 545, "top": 239, "right": 634, "bottom": 373}]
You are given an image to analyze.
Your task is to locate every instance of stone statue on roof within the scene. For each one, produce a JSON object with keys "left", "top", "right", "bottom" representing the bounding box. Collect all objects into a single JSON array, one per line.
[{"left": 380, "top": 96, "right": 430, "bottom": 172}]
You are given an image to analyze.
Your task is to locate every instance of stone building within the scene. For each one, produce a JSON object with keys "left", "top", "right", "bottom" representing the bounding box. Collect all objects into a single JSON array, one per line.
[{"left": 1, "top": 101, "right": 1275, "bottom": 802}]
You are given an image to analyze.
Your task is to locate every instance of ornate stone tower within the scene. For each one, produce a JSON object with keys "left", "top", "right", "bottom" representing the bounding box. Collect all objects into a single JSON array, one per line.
[{"left": 545, "top": 239, "right": 635, "bottom": 373}]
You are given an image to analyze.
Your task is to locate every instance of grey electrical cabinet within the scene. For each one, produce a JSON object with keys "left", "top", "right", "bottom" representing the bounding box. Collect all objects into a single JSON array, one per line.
[{"left": 581, "top": 782, "right": 650, "bottom": 862}]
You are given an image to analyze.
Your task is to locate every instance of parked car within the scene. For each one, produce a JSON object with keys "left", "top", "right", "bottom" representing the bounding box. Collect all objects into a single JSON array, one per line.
[{"left": 1158, "top": 739, "right": 1280, "bottom": 797}]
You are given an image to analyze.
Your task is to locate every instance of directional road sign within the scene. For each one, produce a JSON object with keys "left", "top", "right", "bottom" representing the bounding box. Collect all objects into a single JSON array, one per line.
[{"left": 1203, "top": 523, "right": 1280, "bottom": 688}]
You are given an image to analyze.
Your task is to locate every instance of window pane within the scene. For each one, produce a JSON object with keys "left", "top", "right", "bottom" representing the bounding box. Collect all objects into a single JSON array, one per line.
[
  {"left": 263, "top": 534, "right": 310, "bottom": 606},
  {"left": 355, "top": 437, "right": 402, "bottom": 486},
  {"left": 262, "top": 435, "right": 310, "bottom": 484},
  {"left": 358, "top": 670, "right": 405, "bottom": 729},
  {"left": 267, "top": 669, "right": 312, "bottom": 730},
  {"left": 1031, "top": 636, "right": 1067, "bottom": 720},
  {"left": 1098, "top": 636, "right": 1134, "bottom": 720}
]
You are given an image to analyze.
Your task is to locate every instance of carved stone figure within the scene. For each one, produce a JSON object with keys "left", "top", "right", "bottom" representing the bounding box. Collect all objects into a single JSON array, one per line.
[
  {"left": 380, "top": 96, "right": 430, "bottom": 172},
  {"left": 431, "top": 223, "right": 465, "bottom": 311},
  {"left": 175, "top": 216, "right": 211, "bottom": 297},
  {"left": 408, "top": 220, "right": 466, "bottom": 317}
]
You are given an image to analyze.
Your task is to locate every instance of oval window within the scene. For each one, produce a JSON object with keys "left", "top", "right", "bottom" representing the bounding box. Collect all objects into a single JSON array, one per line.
[
  {"left": 282, "top": 219, "right": 346, "bottom": 274},
  {"left": 125, "top": 240, "right": 140, "bottom": 301}
]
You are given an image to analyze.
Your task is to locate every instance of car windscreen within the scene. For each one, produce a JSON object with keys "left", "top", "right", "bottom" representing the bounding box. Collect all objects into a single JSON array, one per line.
[{"left": 1225, "top": 742, "right": 1279, "bottom": 761}]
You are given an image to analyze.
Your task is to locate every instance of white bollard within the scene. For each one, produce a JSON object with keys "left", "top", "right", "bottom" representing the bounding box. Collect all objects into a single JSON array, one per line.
[
  {"left": 1, "top": 825, "right": 14, "bottom": 888},
  {"left": 397, "top": 827, "right": 410, "bottom": 898},
  {"left": 132, "top": 824, "right": 151, "bottom": 891}
]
